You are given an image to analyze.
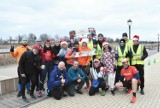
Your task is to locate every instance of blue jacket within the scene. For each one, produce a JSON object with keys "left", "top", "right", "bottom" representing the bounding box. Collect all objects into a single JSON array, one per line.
[
  {"left": 47, "top": 66, "right": 69, "bottom": 91},
  {"left": 67, "top": 67, "right": 86, "bottom": 82}
]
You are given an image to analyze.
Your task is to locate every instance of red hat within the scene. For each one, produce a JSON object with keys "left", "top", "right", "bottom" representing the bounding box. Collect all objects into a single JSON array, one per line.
[
  {"left": 102, "top": 40, "right": 109, "bottom": 46},
  {"left": 60, "top": 40, "right": 68, "bottom": 46},
  {"left": 133, "top": 35, "right": 139, "bottom": 41},
  {"left": 32, "top": 45, "right": 40, "bottom": 51}
]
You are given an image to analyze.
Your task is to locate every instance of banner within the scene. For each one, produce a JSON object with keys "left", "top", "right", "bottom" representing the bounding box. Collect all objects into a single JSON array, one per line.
[{"left": 75, "top": 51, "right": 96, "bottom": 57}]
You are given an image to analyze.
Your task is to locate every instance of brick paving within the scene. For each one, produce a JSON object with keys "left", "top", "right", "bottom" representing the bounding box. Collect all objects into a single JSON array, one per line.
[{"left": 0, "top": 52, "right": 160, "bottom": 108}]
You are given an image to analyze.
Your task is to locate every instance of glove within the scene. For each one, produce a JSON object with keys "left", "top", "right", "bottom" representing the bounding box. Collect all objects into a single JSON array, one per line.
[{"left": 10, "top": 46, "right": 14, "bottom": 52}]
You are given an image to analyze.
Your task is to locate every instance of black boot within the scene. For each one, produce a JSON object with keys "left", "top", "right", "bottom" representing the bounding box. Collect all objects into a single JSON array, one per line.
[{"left": 140, "top": 89, "right": 144, "bottom": 95}]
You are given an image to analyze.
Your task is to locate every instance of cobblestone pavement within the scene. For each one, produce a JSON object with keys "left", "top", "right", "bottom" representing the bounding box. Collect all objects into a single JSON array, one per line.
[{"left": 0, "top": 52, "right": 160, "bottom": 108}]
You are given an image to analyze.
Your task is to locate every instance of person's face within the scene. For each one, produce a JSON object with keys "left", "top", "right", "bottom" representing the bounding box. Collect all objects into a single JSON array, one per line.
[
  {"left": 73, "top": 62, "right": 79, "bottom": 70},
  {"left": 62, "top": 44, "right": 67, "bottom": 48},
  {"left": 122, "top": 62, "right": 129, "bottom": 68},
  {"left": 55, "top": 41, "right": 60, "bottom": 46},
  {"left": 103, "top": 44, "right": 108, "bottom": 49},
  {"left": 70, "top": 39, "right": 74, "bottom": 43},
  {"left": 94, "top": 61, "right": 100, "bottom": 68},
  {"left": 98, "top": 36, "right": 103, "bottom": 41},
  {"left": 22, "top": 40, "right": 27, "bottom": 46},
  {"left": 82, "top": 42, "right": 87, "bottom": 47},
  {"left": 45, "top": 42, "right": 51, "bottom": 48},
  {"left": 123, "top": 36, "right": 128, "bottom": 40},
  {"left": 120, "top": 42, "right": 125, "bottom": 46},
  {"left": 75, "top": 44, "right": 79, "bottom": 49},
  {"left": 133, "top": 40, "right": 139, "bottom": 45},
  {"left": 33, "top": 49, "right": 39, "bottom": 55}
]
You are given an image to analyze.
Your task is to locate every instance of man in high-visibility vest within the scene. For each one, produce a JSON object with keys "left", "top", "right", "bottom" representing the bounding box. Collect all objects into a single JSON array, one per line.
[
  {"left": 130, "top": 35, "right": 148, "bottom": 95},
  {"left": 122, "top": 32, "right": 133, "bottom": 47},
  {"left": 96, "top": 33, "right": 105, "bottom": 60},
  {"left": 115, "top": 38, "right": 131, "bottom": 84}
]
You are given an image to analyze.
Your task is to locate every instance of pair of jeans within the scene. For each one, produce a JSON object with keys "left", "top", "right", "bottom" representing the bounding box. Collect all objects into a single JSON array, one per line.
[{"left": 39, "top": 61, "right": 53, "bottom": 90}]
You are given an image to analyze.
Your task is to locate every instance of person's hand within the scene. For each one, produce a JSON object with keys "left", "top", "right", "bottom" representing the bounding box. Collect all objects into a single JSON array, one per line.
[
  {"left": 21, "top": 74, "right": 26, "bottom": 77},
  {"left": 77, "top": 79, "right": 81, "bottom": 83},
  {"left": 41, "top": 65, "right": 45, "bottom": 69},
  {"left": 78, "top": 74, "right": 81, "bottom": 79},
  {"left": 10, "top": 46, "right": 14, "bottom": 52}
]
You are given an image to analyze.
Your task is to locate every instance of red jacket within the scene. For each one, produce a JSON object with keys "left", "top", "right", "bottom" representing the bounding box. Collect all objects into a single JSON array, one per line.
[{"left": 41, "top": 48, "right": 55, "bottom": 62}]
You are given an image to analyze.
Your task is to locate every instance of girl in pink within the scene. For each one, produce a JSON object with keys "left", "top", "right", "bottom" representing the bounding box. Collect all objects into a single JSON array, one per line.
[{"left": 100, "top": 40, "right": 116, "bottom": 95}]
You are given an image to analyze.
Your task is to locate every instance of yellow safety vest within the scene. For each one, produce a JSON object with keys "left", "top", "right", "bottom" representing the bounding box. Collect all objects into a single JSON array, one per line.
[
  {"left": 117, "top": 45, "right": 130, "bottom": 66},
  {"left": 96, "top": 44, "right": 102, "bottom": 59},
  {"left": 131, "top": 45, "right": 144, "bottom": 65},
  {"left": 88, "top": 40, "right": 94, "bottom": 60}
]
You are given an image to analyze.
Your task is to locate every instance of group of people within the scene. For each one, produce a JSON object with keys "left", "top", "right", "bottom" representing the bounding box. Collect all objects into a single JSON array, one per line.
[{"left": 10, "top": 31, "right": 148, "bottom": 103}]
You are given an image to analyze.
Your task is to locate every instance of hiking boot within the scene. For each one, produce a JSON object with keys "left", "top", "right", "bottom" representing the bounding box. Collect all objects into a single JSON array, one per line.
[
  {"left": 77, "top": 90, "right": 83, "bottom": 94},
  {"left": 37, "top": 90, "right": 42, "bottom": 97},
  {"left": 131, "top": 96, "right": 136, "bottom": 103},
  {"left": 126, "top": 89, "right": 132, "bottom": 95},
  {"left": 22, "top": 96, "right": 29, "bottom": 103},
  {"left": 140, "top": 89, "right": 144, "bottom": 95},
  {"left": 27, "top": 90, "right": 31, "bottom": 94},
  {"left": 101, "top": 90, "right": 106, "bottom": 96},
  {"left": 17, "top": 91, "right": 22, "bottom": 97},
  {"left": 30, "top": 94, "right": 37, "bottom": 99}
]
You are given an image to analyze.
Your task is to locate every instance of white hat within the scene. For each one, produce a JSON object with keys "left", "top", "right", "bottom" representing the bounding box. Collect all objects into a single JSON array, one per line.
[{"left": 81, "top": 38, "right": 88, "bottom": 44}]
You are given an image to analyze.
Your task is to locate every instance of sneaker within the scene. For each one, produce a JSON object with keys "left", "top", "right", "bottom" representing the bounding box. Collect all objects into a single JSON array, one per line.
[
  {"left": 17, "top": 91, "right": 22, "bottom": 97},
  {"left": 110, "top": 90, "right": 115, "bottom": 96},
  {"left": 140, "top": 89, "right": 144, "bottom": 95},
  {"left": 22, "top": 96, "right": 29, "bottom": 103},
  {"left": 131, "top": 96, "right": 136, "bottom": 103},
  {"left": 37, "top": 91, "right": 42, "bottom": 97},
  {"left": 30, "top": 94, "right": 37, "bottom": 99},
  {"left": 101, "top": 90, "right": 106, "bottom": 96},
  {"left": 27, "top": 90, "right": 31, "bottom": 94},
  {"left": 126, "top": 89, "right": 132, "bottom": 95},
  {"left": 77, "top": 90, "right": 83, "bottom": 94}
]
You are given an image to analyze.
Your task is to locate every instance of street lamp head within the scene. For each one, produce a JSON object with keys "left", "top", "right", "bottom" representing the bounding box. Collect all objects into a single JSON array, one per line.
[
  {"left": 127, "top": 19, "right": 132, "bottom": 26},
  {"left": 158, "top": 34, "right": 160, "bottom": 37}
]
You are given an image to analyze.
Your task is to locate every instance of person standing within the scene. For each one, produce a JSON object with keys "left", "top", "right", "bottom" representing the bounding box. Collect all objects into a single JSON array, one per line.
[
  {"left": 122, "top": 32, "right": 133, "bottom": 47},
  {"left": 130, "top": 35, "right": 148, "bottom": 95},
  {"left": 96, "top": 33, "right": 105, "bottom": 60},
  {"left": 115, "top": 38, "right": 131, "bottom": 84},
  {"left": 37, "top": 40, "right": 55, "bottom": 97},
  {"left": 19, "top": 45, "right": 41, "bottom": 102},
  {"left": 65, "top": 41, "right": 79, "bottom": 70},
  {"left": 101, "top": 40, "right": 116, "bottom": 95},
  {"left": 78, "top": 38, "right": 91, "bottom": 91},
  {"left": 10, "top": 37, "right": 31, "bottom": 97}
]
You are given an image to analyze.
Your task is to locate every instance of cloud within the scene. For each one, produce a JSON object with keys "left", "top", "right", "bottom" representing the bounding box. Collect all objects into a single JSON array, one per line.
[{"left": 0, "top": 0, "right": 160, "bottom": 41}]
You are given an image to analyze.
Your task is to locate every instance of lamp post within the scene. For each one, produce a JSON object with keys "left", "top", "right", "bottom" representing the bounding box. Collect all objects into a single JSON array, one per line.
[
  {"left": 127, "top": 19, "right": 132, "bottom": 39},
  {"left": 158, "top": 34, "right": 159, "bottom": 52}
]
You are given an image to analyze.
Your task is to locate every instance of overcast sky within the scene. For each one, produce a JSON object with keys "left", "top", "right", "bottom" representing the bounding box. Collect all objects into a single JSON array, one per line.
[{"left": 0, "top": 0, "right": 160, "bottom": 41}]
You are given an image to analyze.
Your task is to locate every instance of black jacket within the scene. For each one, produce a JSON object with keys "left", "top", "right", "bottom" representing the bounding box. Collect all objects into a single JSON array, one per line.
[{"left": 19, "top": 50, "right": 40, "bottom": 75}]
